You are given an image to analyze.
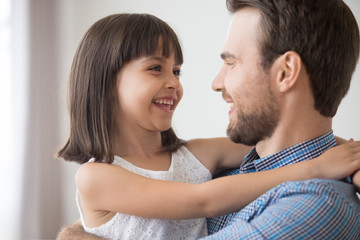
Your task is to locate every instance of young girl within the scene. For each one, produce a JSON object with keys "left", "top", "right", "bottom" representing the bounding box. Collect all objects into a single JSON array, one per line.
[{"left": 57, "top": 13, "right": 360, "bottom": 240}]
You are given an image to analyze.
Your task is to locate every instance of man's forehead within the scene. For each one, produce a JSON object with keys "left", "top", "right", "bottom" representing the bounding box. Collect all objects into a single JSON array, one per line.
[
  {"left": 221, "top": 8, "right": 262, "bottom": 58},
  {"left": 225, "top": 14, "right": 236, "bottom": 41}
]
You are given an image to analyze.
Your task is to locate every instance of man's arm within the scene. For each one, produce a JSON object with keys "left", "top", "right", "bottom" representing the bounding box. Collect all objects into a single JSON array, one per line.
[
  {"left": 202, "top": 179, "right": 360, "bottom": 239},
  {"left": 56, "top": 220, "right": 106, "bottom": 240}
]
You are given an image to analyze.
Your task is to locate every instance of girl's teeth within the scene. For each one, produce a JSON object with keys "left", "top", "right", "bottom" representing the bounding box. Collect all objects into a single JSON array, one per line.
[{"left": 154, "top": 99, "right": 174, "bottom": 105}]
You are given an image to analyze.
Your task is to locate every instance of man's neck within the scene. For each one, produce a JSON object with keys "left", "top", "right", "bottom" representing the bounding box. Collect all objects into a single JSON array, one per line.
[{"left": 255, "top": 114, "right": 332, "bottom": 158}]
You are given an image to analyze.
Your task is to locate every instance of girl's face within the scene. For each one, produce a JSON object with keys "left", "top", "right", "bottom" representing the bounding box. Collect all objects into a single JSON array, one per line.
[{"left": 115, "top": 52, "right": 183, "bottom": 133}]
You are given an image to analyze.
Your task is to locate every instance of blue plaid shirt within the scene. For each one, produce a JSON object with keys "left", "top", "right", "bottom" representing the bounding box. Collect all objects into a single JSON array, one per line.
[{"left": 204, "top": 132, "right": 360, "bottom": 239}]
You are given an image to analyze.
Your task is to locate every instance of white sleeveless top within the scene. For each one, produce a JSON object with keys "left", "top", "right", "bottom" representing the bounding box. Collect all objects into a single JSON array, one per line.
[{"left": 76, "top": 146, "right": 212, "bottom": 240}]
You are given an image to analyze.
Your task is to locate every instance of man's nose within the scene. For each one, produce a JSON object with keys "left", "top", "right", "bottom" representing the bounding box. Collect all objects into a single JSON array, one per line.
[{"left": 212, "top": 67, "right": 226, "bottom": 92}]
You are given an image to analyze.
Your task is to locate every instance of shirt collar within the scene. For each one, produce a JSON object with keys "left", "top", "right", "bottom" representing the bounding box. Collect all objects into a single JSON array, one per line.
[{"left": 241, "top": 131, "right": 336, "bottom": 172}]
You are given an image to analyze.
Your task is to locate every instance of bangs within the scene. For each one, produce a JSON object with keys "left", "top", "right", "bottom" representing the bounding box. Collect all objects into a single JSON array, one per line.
[{"left": 120, "top": 14, "right": 183, "bottom": 65}]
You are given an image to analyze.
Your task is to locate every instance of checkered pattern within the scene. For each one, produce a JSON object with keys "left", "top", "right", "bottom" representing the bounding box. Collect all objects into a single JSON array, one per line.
[
  {"left": 207, "top": 168, "right": 240, "bottom": 234},
  {"left": 204, "top": 132, "right": 360, "bottom": 239}
]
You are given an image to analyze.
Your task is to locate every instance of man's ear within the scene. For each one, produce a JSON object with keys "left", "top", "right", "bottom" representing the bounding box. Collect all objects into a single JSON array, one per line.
[{"left": 275, "top": 51, "right": 302, "bottom": 93}]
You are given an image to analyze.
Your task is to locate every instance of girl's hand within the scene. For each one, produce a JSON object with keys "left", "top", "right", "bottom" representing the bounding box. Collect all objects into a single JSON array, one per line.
[
  {"left": 311, "top": 140, "right": 360, "bottom": 180},
  {"left": 348, "top": 139, "right": 360, "bottom": 192},
  {"left": 352, "top": 170, "right": 360, "bottom": 192}
]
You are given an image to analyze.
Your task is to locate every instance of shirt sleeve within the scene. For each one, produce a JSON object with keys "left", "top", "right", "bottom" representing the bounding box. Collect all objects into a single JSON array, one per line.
[{"left": 201, "top": 180, "right": 360, "bottom": 239}]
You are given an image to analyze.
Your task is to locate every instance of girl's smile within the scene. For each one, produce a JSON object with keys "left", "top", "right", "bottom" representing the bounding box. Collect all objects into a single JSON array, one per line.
[{"left": 152, "top": 96, "right": 178, "bottom": 113}]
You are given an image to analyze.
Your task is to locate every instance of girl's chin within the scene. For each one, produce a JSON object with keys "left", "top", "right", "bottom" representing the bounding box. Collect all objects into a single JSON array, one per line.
[{"left": 155, "top": 124, "right": 172, "bottom": 132}]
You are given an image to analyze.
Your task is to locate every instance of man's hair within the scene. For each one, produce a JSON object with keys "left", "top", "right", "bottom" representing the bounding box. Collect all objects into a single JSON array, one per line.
[
  {"left": 57, "top": 13, "right": 184, "bottom": 164},
  {"left": 226, "top": 0, "right": 360, "bottom": 117}
]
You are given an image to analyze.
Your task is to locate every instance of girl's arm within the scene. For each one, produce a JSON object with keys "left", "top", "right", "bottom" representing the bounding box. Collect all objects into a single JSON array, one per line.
[
  {"left": 186, "top": 136, "right": 349, "bottom": 176},
  {"left": 185, "top": 138, "right": 253, "bottom": 175},
  {"left": 77, "top": 140, "right": 360, "bottom": 220}
]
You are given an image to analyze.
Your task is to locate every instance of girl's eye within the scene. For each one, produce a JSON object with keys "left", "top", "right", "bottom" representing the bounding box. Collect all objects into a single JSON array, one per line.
[
  {"left": 173, "top": 69, "right": 181, "bottom": 77},
  {"left": 149, "top": 65, "right": 162, "bottom": 72}
]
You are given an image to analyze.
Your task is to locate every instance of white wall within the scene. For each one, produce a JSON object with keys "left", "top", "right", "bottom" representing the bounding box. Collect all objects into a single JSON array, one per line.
[
  {"left": 334, "top": 1, "right": 360, "bottom": 139},
  {"left": 57, "top": 0, "right": 360, "bottom": 226}
]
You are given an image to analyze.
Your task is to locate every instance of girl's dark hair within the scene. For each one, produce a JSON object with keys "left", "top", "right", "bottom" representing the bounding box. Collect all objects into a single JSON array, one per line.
[
  {"left": 57, "top": 13, "right": 184, "bottom": 164},
  {"left": 226, "top": 0, "right": 360, "bottom": 117}
]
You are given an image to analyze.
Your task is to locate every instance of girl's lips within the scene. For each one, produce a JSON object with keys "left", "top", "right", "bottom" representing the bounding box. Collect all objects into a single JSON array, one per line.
[
  {"left": 152, "top": 96, "right": 177, "bottom": 113},
  {"left": 153, "top": 102, "right": 174, "bottom": 113}
]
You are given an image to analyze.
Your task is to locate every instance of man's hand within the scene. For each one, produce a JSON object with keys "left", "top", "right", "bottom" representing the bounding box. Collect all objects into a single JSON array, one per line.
[{"left": 56, "top": 220, "right": 106, "bottom": 240}]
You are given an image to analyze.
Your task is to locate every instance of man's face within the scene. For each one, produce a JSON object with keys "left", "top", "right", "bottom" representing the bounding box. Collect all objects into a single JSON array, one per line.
[{"left": 212, "top": 7, "right": 280, "bottom": 146}]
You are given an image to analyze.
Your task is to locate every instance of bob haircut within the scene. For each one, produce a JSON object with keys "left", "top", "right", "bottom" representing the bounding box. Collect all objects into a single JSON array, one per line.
[{"left": 57, "top": 13, "right": 184, "bottom": 164}]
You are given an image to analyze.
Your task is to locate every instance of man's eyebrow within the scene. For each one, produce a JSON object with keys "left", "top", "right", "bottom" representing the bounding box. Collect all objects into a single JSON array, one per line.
[{"left": 220, "top": 52, "right": 237, "bottom": 60}]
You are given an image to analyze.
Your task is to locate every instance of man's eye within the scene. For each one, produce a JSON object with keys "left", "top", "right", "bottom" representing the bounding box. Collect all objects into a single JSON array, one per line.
[
  {"left": 149, "top": 65, "right": 162, "bottom": 71},
  {"left": 225, "top": 61, "right": 235, "bottom": 66}
]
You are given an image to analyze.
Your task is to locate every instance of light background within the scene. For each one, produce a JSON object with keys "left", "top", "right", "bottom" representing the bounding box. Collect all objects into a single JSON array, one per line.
[{"left": 1, "top": 0, "right": 359, "bottom": 239}]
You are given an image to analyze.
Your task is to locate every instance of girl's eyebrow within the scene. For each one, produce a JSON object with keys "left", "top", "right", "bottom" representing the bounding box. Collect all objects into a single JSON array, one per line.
[
  {"left": 142, "top": 56, "right": 165, "bottom": 63},
  {"left": 141, "top": 56, "right": 181, "bottom": 67}
]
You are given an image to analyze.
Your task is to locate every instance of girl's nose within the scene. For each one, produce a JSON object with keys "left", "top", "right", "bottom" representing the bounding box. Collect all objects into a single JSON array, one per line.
[{"left": 164, "top": 74, "right": 181, "bottom": 89}]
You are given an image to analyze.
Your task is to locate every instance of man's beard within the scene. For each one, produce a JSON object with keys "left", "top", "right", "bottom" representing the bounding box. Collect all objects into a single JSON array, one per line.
[{"left": 227, "top": 89, "right": 280, "bottom": 146}]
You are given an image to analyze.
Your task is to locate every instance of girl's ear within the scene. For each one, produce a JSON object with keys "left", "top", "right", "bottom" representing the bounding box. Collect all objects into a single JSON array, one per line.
[{"left": 275, "top": 51, "right": 302, "bottom": 93}]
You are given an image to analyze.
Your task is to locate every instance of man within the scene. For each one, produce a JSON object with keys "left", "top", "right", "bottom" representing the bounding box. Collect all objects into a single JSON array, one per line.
[
  {"left": 58, "top": 0, "right": 360, "bottom": 239},
  {"left": 205, "top": 0, "right": 360, "bottom": 239}
]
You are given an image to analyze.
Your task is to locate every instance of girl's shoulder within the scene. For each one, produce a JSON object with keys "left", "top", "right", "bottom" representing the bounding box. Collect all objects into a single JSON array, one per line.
[
  {"left": 173, "top": 145, "right": 212, "bottom": 180},
  {"left": 184, "top": 138, "right": 228, "bottom": 174},
  {"left": 185, "top": 138, "right": 252, "bottom": 176},
  {"left": 75, "top": 161, "right": 109, "bottom": 195}
]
